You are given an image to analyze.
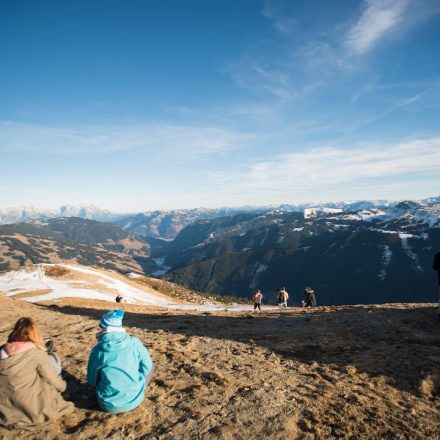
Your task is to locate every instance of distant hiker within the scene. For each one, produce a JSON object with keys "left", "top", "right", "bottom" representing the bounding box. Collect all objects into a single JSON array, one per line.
[
  {"left": 87, "top": 310, "right": 154, "bottom": 413},
  {"left": 0, "top": 317, "right": 74, "bottom": 430},
  {"left": 277, "top": 287, "right": 289, "bottom": 309},
  {"left": 115, "top": 294, "right": 125, "bottom": 304},
  {"left": 433, "top": 252, "right": 440, "bottom": 315},
  {"left": 252, "top": 290, "right": 263, "bottom": 311},
  {"left": 302, "top": 287, "right": 317, "bottom": 308}
]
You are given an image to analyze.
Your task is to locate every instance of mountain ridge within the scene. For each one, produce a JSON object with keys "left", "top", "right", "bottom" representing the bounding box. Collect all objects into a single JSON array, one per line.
[
  {"left": 0, "top": 217, "right": 151, "bottom": 273},
  {"left": 2, "top": 195, "right": 439, "bottom": 240},
  {"left": 151, "top": 201, "right": 440, "bottom": 305}
]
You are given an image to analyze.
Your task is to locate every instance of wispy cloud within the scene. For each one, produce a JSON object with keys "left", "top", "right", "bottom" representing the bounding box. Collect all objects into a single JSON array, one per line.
[
  {"left": 226, "top": 58, "right": 295, "bottom": 101},
  {"left": 346, "top": 87, "right": 433, "bottom": 137},
  {"left": 346, "top": 0, "right": 410, "bottom": 54},
  {"left": 220, "top": 137, "right": 440, "bottom": 199},
  {"left": 0, "top": 121, "right": 254, "bottom": 159},
  {"left": 261, "top": 0, "right": 298, "bottom": 34}
]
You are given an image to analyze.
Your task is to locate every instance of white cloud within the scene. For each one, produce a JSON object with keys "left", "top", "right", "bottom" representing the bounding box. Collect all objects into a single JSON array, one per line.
[
  {"left": 221, "top": 137, "right": 440, "bottom": 199},
  {"left": 261, "top": 0, "right": 297, "bottom": 34},
  {"left": 0, "top": 121, "right": 253, "bottom": 159},
  {"left": 346, "top": 0, "right": 410, "bottom": 54}
]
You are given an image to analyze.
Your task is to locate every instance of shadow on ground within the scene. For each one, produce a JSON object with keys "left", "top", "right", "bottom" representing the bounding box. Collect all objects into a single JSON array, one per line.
[
  {"left": 61, "top": 371, "right": 98, "bottom": 412},
  {"left": 42, "top": 303, "right": 440, "bottom": 397}
]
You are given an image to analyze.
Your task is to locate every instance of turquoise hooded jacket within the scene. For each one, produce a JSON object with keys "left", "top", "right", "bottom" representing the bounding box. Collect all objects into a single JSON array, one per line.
[{"left": 87, "top": 331, "right": 153, "bottom": 413}]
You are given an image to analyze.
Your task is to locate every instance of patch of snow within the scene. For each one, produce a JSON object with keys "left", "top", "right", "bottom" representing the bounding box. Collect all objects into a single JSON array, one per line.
[
  {"left": 260, "top": 229, "right": 269, "bottom": 246},
  {"left": 398, "top": 234, "right": 422, "bottom": 272},
  {"left": 332, "top": 224, "right": 350, "bottom": 229},
  {"left": 398, "top": 233, "right": 415, "bottom": 239},
  {"left": 378, "top": 245, "right": 392, "bottom": 279},
  {"left": 249, "top": 263, "right": 268, "bottom": 289},
  {"left": 332, "top": 214, "right": 359, "bottom": 221},
  {"left": 371, "top": 229, "right": 399, "bottom": 234},
  {"left": 304, "top": 207, "right": 343, "bottom": 219},
  {"left": 292, "top": 227, "right": 304, "bottom": 232},
  {"left": 0, "top": 264, "right": 278, "bottom": 312},
  {"left": 358, "top": 209, "right": 387, "bottom": 221}
]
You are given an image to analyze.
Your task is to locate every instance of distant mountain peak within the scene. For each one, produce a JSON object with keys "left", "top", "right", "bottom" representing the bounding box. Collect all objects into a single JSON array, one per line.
[{"left": 0, "top": 204, "right": 125, "bottom": 225}]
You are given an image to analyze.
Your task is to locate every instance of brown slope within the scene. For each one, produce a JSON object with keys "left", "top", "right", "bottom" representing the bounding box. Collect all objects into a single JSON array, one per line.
[{"left": 0, "top": 296, "right": 439, "bottom": 439}]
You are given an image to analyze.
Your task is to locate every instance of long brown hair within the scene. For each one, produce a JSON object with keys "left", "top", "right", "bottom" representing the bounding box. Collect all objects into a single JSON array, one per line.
[{"left": 7, "top": 317, "right": 45, "bottom": 350}]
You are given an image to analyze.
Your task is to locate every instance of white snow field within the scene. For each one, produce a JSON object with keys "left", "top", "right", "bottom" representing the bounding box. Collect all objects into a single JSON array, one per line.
[{"left": 0, "top": 264, "right": 277, "bottom": 311}]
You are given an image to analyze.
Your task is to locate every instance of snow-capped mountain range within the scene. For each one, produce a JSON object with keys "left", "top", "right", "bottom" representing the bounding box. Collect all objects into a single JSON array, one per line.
[
  {"left": 304, "top": 200, "right": 440, "bottom": 229},
  {"left": 1, "top": 196, "right": 439, "bottom": 239},
  {"left": 0, "top": 204, "right": 125, "bottom": 225},
  {"left": 1, "top": 197, "right": 439, "bottom": 306},
  {"left": 145, "top": 199, "right": 440, "bottom": 305}
]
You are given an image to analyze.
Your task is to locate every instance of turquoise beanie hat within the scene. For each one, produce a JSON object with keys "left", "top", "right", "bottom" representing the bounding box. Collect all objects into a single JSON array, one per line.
[{"left": 100, "top": 309, "right": 125, "bottom": 328}]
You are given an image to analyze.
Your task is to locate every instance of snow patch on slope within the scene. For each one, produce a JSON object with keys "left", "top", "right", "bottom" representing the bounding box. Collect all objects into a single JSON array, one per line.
[
  {"left": 0, "top": 265, "right": 278, "bottom": 311},
  {"left": 250, "top": 263, "right": 268, "bottom": 289},
  {"left": 399, "top": 234, "right": 422, "bottom": 272},
  {"left": 378, "top": 245, "right": 392, "bottom": 280},
  {"left": 304, "top": 207, "right": 343, "bottom": 219}
]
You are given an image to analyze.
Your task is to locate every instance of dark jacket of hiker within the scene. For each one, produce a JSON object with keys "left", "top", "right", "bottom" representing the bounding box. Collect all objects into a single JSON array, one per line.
[
  {"left": 0, "top": 346, "right": 74, "bottom": 430},
  {"left": 303, "top": 289, "right": 317, "bottom": 307},
  {"left": 433, "top": 252, "right": 440, "bottom": 285}
]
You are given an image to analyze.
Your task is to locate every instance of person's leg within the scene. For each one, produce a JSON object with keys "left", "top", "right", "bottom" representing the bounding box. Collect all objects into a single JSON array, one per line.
[
  {"left": 45, "top": 340, "right": 62, "bottom": 375},
  {"left": 438, "top": 285, "right": 440, "bottom": 315},
  {"left": 48, "top": 352, "right": 62, "bottom": 375}
]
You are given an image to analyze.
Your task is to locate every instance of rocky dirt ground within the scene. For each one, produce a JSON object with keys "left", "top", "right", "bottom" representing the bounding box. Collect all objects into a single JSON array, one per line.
[{"left": 0, "top": 294, "right": 439, "bottom": 440}]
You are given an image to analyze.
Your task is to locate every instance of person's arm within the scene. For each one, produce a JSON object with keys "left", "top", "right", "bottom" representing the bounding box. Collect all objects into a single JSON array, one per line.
[
  {"left": 87, "top": 347, "right": 99, "bottom": 388},
  {"left": 134, "top": 338, "right": 153, "bottom": 376},
  {"left": 36, "top": 350, "right": 66, "bottom": 393}
]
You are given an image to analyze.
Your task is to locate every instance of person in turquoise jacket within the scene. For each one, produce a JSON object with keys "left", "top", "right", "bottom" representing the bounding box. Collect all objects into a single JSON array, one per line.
[{"left": 87, "top": 309, "right": 154, "bottom": 413}]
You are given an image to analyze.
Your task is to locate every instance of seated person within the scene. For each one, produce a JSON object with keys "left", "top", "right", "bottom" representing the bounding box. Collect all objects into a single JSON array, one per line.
[
  {"left": 87, "top": 310, "right": 154, "bottom": 413},
  {"left": 0, "top": 317, "right": 74, "bottom": 430}
]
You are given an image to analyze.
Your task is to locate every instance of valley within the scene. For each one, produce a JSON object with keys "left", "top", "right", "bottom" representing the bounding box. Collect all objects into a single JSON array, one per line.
[{"left": 0, "top": 197, "right": 439, "bottom": 307}]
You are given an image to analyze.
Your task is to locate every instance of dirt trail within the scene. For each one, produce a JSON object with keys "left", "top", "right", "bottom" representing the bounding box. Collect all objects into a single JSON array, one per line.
[{"left": 0, "top": 295, "right": 439, "bottom": 439}]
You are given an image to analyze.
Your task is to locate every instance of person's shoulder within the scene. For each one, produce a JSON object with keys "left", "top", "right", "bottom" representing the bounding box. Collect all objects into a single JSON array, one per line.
[
  {"left": 129, "top": 335, "right": 143, "bottom": 345},
  {"left": 26, "top": 347, "right": 47, "bottom": 362},
  {"left": 130, "top": 335, "right": 149, "bottom": 351}
]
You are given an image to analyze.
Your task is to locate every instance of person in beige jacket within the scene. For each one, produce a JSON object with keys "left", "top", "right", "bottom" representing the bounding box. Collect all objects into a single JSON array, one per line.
[{"left": 0, "top": 317, "right": 74, "bottom": 430}]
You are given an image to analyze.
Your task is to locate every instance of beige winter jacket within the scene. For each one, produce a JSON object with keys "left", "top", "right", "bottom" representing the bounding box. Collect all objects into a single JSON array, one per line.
[
  {"left": 279, "top": 290, "right": 289, "bottom": 302},
  {"left": 0, "top": 346, "right": 74, "bottom": 430}
]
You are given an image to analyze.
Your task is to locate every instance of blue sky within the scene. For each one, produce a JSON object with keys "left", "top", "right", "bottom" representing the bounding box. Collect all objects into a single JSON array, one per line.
[{"left": 1, "top": 0, "right": 440, "bottom": 211}]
